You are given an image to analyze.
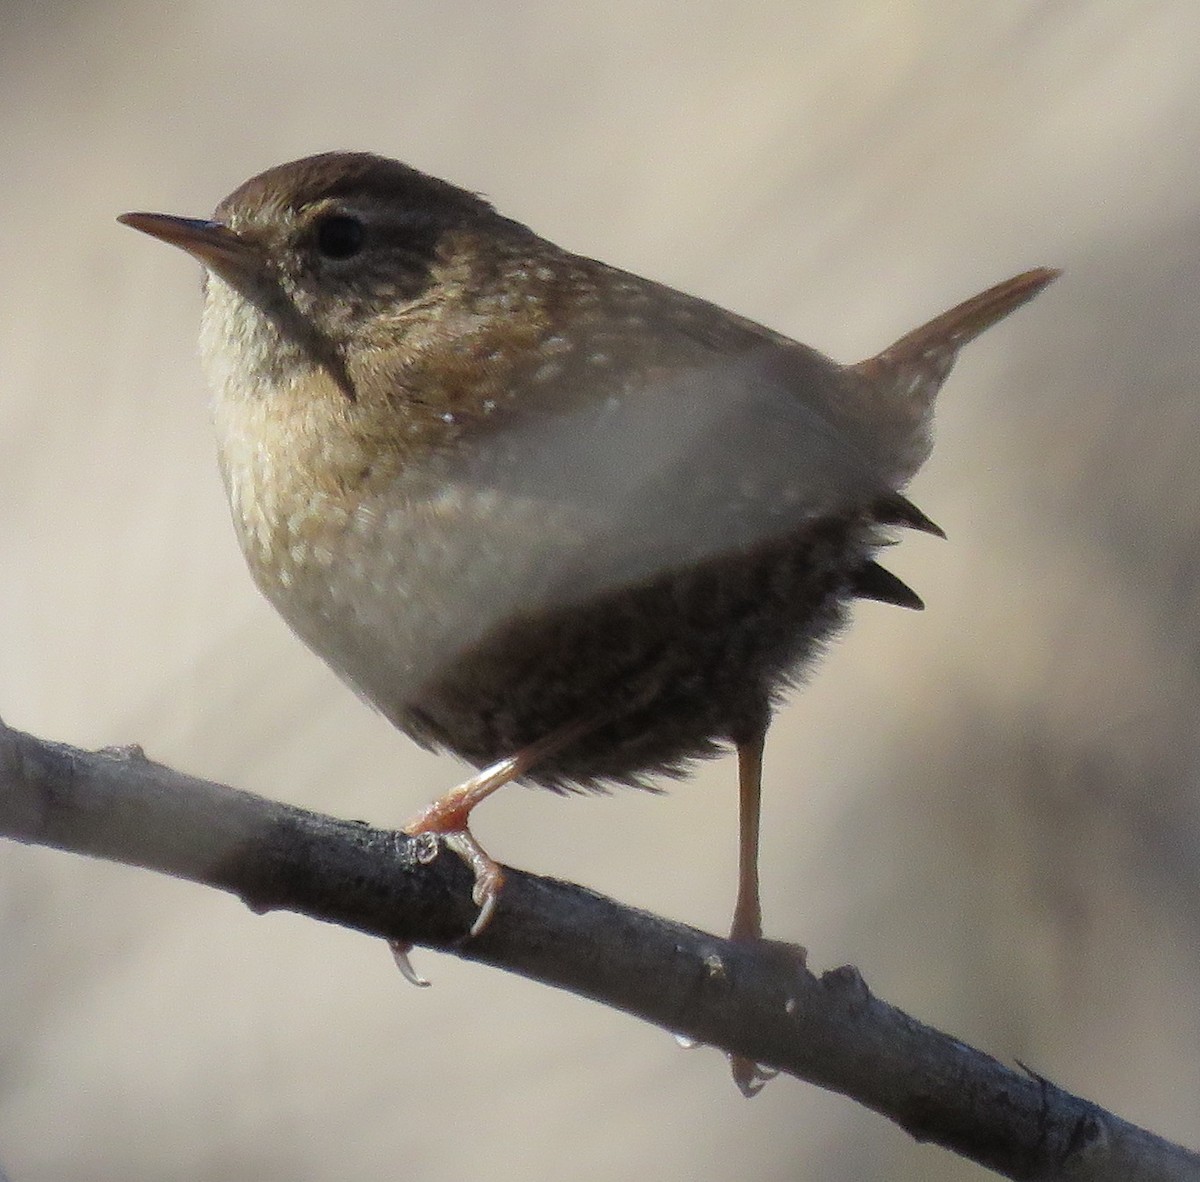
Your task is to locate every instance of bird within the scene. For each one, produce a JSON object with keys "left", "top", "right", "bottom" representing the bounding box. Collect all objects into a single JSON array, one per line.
[{"left": 119, "top": 151, "right": 1056, "bottom": 1093}]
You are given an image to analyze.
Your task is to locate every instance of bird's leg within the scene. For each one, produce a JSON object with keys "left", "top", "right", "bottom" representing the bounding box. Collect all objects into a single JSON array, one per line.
[
  {"left": 728, "top": 722, "right": 779, "bottom": 1097},
  {"left": 730, "top": 726, "right": 766, "bottom": 943},
  {"left": 396, "top": 714, "right": 596, "bottom": 972}
]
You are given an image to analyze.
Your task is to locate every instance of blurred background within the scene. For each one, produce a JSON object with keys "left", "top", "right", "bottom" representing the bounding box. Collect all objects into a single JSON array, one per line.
[{"left": 2, "top": 3, "right": 1199, "bottom": 1179}]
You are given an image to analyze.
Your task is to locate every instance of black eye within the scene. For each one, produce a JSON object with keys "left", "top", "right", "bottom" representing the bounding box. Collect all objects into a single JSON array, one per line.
[{"left": 314, "top": 214, "right": 366, "bottom": 260}]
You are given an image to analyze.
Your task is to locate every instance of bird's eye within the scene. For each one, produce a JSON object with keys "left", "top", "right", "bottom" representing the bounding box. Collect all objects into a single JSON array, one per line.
[{"left": 314, "top": 214, "right": 366, "bottom": 260}]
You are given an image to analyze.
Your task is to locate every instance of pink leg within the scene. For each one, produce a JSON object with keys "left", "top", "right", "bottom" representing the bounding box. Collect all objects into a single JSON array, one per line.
[
  {"left": 730, "top": 727, "right": 766, "bottom": 943},
  {"left": 728, "top": 725, "right": 779, "bottom": 1097},
  {"left": 402, "top": 717, "right": 596, "bottom": 937}
]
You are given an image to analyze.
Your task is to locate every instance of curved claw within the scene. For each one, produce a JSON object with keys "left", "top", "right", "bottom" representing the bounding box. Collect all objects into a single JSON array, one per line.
[
  {"left": 470, "top": 900, "right": 495, "bottom": 938},
  {"left": 443, "top": 831, "right": 505, "bottom": 938},
  {"left": 389, "top": 940, "right": 431, "bottom": 987},
  {"left": 730, "top": 1054, "right": 779, "bottom": 1098}
]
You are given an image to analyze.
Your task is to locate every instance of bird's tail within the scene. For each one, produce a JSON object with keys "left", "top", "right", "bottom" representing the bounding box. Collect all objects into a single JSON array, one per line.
[
  {"left": 854, "top": 267, "right": 1060, "bottom": 399},
  {"left": 848, "top": 267, "right": 1060, "bottom": 484}
]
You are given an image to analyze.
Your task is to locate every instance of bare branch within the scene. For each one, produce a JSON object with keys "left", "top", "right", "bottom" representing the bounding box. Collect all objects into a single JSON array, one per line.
[{"left": 0, "top": 715, "right": 1195, "bottom": 1180}]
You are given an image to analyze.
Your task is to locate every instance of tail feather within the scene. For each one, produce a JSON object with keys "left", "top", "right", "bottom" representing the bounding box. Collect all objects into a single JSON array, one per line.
[
  {"left": 853, "top": 267, "right": 1060, "bottom": 398},
  {"left": 850, "top": 561, "right": 924, "bottom": 611},
  {"left": 873, "top": 492, "right": 945, "bottom": 539}
]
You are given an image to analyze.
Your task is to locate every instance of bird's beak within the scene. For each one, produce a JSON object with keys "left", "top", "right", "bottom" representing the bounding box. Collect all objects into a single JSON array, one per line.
[{"left": 117, "top": 212, "right": 260, "bottom": 284}]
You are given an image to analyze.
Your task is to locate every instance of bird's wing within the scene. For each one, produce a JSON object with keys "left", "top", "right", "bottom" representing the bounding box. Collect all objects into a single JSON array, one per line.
[{"left": 443, "top": 300, "right": 925, "bottom": 609}]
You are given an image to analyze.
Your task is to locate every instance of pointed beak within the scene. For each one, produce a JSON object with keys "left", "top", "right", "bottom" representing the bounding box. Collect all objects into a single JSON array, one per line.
[{"left": 117, "top": 212, "right": 261, "bottom": 284}]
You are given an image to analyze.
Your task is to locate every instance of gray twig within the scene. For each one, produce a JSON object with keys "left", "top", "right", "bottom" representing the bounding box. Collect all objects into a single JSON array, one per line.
[{"left": 0, "top": 716, "right": 1196, "bottom": 1181}]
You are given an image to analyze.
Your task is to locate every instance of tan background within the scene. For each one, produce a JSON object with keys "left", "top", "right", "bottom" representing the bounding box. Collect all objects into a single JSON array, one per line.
[{"left": 2, "top": 4, "right": 1199, "bottom": 1179}]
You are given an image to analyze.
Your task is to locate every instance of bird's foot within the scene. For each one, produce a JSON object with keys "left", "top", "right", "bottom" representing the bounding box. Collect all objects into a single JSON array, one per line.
[
  {"left": 387, "top": 817, "right": 504, "bottom": 986},
  {"left": 728, "top": 895, "right": 780, "bottom": 1097},
  {"left": 402, "top": 762, "right": 515, "bottom": 939},
  {"left": 729, "top": 1054, "right": 779, "bottom": 1098}
]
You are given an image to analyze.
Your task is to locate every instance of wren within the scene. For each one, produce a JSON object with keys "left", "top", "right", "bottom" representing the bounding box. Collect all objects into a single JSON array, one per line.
[{"left": 120, "top": 152, "right": 1056, "bottom": 1092}]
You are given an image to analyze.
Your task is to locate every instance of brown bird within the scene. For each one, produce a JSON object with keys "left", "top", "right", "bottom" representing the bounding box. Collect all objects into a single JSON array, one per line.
[{"left": 120, "top": 152, "right": 1055, "bottom": 1093}]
